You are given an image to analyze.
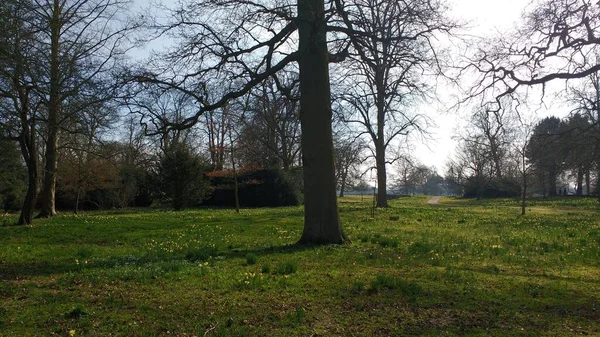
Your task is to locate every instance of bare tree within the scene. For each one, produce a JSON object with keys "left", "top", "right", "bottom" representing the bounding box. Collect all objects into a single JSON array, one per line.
[
  {"left": 124, "top": 88, "right": 198, "bottom": 157},
  {"left": 130, "top": 0, "right": 354, "bottom": 243},
  {"left": 204, "top": 106, "right": 232, "bottom": 171},
  {"left": 513, "top": 118, "right": 535, "bottom": 215},
  {"left": 453, "top": 136, "right": 493, "bottom": 199},
  {"left": 468, "top": 105, "right": 515, "bottom": 179},
  {"left": 465, "top": 0, "right": 600, "bottom": 109},
  {"left": 238, "top": 78, "right": 301, "bottom": 170},
  {"left": 332, "top": 0, "right": 455, "bottom": 207},
  {"left": 0, "top": 0, "right": 41, "bottom": 225},
  {"left": 34, "top": 0, "right": 137, "bottom": 218},
  {"left": 394, "top": 155, "right": 427, "bottom": 196},
  {"left": 58, "top": 101, "right": 119, "bottom": 213},
  {"left": 333, "top": 135, "right": 364, "bottom": 197},
  {"left": 569, "top": 69, "right": 600, "bottom": 194},
  {"left": 463, "top": 0, "right": 600, "bottom": 203}
]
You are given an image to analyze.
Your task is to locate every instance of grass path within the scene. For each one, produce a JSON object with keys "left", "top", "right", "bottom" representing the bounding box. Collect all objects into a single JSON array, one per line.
[{"left": 426, "top": 196, "right": 441, "bottom": 205}]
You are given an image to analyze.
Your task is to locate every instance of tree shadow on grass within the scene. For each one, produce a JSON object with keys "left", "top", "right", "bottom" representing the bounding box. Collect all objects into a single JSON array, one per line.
[{"left": 0, "top": 242, "right": 326, "bottom": 280}]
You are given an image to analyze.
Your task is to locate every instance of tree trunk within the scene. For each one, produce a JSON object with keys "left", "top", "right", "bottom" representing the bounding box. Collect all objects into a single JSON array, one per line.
[
  {"left": 521, "top": 155, "right": 526, "bottom": 216},
  {"left": 585, "top": 169, "right": 591, "bottom": 196},
  {"left": 230, "top": 128, "right": 240, "bottom": 213},
  {"left": 38, "top": 0, "right": 61, "bottom": 218},
  {"left": 375, "top": 142, "right": 388, "bottom": 207},
  {"left": 576, "top": 167, "right": 583, "bottom": 196},
  {"left": 16, "top": 84, "right": 38, "bottom": 225},
  {"left": 297, "top": 0, "right": 345, "bottom": 244},
  {"left": 339, "top": 169, "right": 346, "bottom": 198},
  {"left": 597, "top": 169, "right": 600, "bottom": 205},
  {"left": 374, "top": 66, "right": 388, "bottom": 208},
  {"left": 17, "top": 135, "right": 38, "bottom": 226},
  {"left": 74, "top": 186, "right": 82, "bottom": 214}
]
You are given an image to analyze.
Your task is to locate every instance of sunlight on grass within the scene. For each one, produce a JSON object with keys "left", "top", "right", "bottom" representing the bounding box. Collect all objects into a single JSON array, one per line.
[{"left": 0, "top": 196, "right": 599, "bottom": 336}]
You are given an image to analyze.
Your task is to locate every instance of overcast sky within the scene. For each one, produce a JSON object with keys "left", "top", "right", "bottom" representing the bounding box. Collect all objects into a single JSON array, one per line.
[{"left": 413, "top": 0, "right": 529, "bottom": 173}]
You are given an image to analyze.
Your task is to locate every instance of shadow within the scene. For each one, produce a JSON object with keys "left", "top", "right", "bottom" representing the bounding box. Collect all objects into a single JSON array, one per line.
[{"left": 0, "top": 242, "right": 327, "bottom": 281}]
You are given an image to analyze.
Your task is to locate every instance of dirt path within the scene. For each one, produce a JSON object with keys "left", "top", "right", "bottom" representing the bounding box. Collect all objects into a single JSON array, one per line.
[{"left": 427, "top": 196, "right": 441, "bottom": 205}]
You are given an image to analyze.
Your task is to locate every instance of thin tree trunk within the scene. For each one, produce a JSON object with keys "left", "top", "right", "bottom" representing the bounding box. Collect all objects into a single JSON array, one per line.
[
  {"left": 585, "top": 169, "right": 591, "bottom": 196},
  {"left": 597, "top": 169, "right": 600, "bottom": 205},
  {"left": 521, "top": 154, "right": 526, "bottom": 216},
  {"left": 75, "top": 186, "right": 81, "bottom": 214},
  {"left": 339, "top": 169, "right": 346, "bottom": 198},
  {"left": 229, "top": 128, "right": 240, "bottom": 213},
  {"left": 297, "top": 0, "right": 345, "bottom": 244},
  {"left": 576, "top": 167, "right": 583, "bottom": 196}
]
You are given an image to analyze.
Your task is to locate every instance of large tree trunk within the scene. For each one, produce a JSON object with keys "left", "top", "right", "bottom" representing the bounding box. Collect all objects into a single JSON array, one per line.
[
  {"left": 297, "top": 0, "right": 345, "bottom": 244},
  {"left": 375, "top": 141, "right": 388, "bottom": 207},
  {"left": 38, "top": 0, "right": 61, "bottom": 218},
  {"left": 38, "top": 129, "right": 58, "bottom": 217}
]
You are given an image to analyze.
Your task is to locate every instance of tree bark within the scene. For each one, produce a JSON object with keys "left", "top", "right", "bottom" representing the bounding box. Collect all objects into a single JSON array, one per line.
[
  {"left": 17, "top": 132, "right": 38, "bottom": 226},
  {"left": 339, "top": 168, "right": 346, "bottom": 198},
  {"left": 38, "top": 0, "right": 61, "bottom": 218},
  {"left": 576, "top": 167, "right": 583, "bottom": 196},
  {"left": 521, "top": 154, "right": 526, "bottom": 216},
  {"left": 16, "top": 85, "right": 38, "bottom": 225},
  {"left": 375, "top": 141, "right": 388, "bottom": 207},
  {"left": 374, "top": 66, "right": 388, "bottom": 207},
  {"left": 297, "top": 0, "right": 345, "bottom": 244},
  {"left": 585, "top": 169, "right": 591, "bottom": 196},
  {"left": 229, "top": 128, "right": 240, "bottom": 213}
]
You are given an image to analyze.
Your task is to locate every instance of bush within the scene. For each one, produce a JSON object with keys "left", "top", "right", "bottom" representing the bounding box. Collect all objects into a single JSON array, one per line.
[
  {"left": 463, "top": 177, "right": 520, "bottom": 198},
  {"left": 0, "top": 141, "right": 26, "bottom": 212},
  {"left": 203, "top": 168, "right": 302, "bottom": 207},
  {"left": 158, "top": 144, "right": 212, "bottom": 210}
]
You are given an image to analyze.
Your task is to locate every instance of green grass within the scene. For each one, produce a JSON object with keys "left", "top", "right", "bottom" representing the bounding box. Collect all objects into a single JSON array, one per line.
[{"left": 1, "top": 196, "right": 599, "bottom": 336}]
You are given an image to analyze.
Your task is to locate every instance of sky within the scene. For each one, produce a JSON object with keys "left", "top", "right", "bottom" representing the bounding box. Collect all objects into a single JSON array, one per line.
[{"left": 413, "top": 0, "right": 529, "bottom": 173}]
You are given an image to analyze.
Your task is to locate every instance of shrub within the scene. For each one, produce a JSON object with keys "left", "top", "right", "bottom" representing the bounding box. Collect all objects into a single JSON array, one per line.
[
  {"left": 463, "top": 177, "right": 521, "bottom": 198},
  {"left": 204, "top": 168, "right": 302, "bottom": 207},
  {"left": 0, "top": 141, "right": 26, "bottom": 212},
  {"left": 158, "top": 143, "right": 212, "bottom": 210}
]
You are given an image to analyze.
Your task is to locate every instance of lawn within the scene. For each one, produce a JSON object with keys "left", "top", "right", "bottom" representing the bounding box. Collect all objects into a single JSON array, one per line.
[{"left": 1, "top": 196, "right": 599, "bottom": 336}]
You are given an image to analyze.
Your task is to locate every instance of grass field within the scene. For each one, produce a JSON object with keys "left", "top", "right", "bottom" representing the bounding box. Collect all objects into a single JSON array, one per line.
[{"left": 1, "top": 196, "right": 599, "bottom": 336}]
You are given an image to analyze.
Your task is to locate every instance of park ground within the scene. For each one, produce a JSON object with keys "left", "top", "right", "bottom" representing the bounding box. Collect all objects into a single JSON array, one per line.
[{"left": 0, "top": 196, "right": 599, "bottom": 336}]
